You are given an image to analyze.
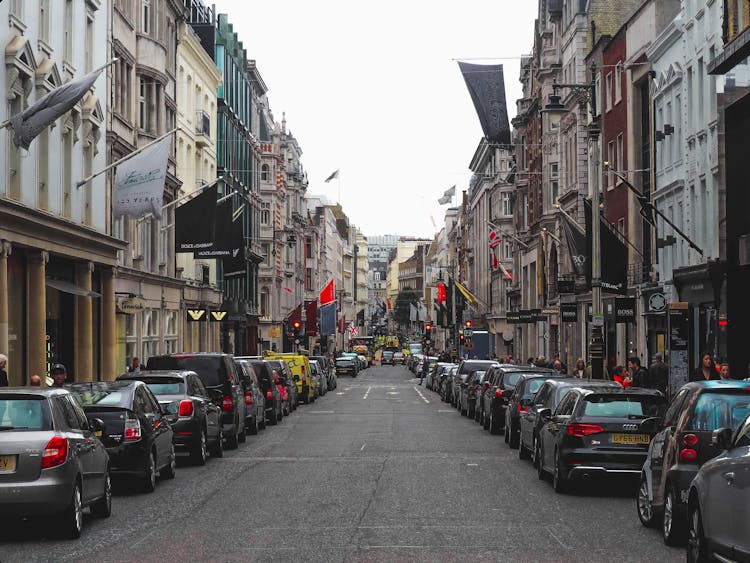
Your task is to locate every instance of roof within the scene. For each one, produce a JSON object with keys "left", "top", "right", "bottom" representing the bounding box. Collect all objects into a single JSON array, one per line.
[
  {"left": 119, "top": 370, "right": 197, "bottom": 380},
  {"left": 682, "top": 380, "right": 750, "bottom": 391},
  {"left": 68, "top": 381, "right": 139, "bottom": 391},
  {"left": 0, "top": 387, "right": 70, "bottom": 397},
  {"left": 578, "top": 387, "right": 666, "bottom": 396}
]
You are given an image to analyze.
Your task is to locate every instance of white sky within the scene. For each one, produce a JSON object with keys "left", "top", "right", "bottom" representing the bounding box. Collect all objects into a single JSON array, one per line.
[{"left": 211, "top": 0, "right": 538, "bottom": 239}]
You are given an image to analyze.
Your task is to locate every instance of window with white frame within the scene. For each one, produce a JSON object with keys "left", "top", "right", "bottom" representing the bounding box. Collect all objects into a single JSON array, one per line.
[
  {"left": 164, "top": 310, "right": 178, "bottom": 354},
  {"left": 607, "top": 140, "right": 615, "bottom": 189},
  {"left": 504, "top": 241, "right": 513, "bottom": 260},
  {"left": 502, "top": 192, "right": 513, "bottom": 216},
  {"left": 615, "top": 63, "right": 622, "bottom": 104},
  {"left": 550, "top": 162, "right": 559, "bottom": 204},
  {"left": 606, "top": 72, "right": 613, "bottom": 111},
  {"left": 616, "top": 134, "right": 624, "bottom": 184},
  {"left": 261, "top": 202, "right": 270, "bottom": 225}
]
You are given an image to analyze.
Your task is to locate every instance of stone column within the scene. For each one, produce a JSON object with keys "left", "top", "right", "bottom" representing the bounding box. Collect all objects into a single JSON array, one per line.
[
  {"left": 28, "top": 251, "right": 48, "bottom": 385},
  {"left": 0, "top": 241, "right": 10, "bottom": 364},
  {"left": 75, "top": 262, "right": 95, "bottom": 382},
  {"left": 101, "top": 267, "right": 116, "bottom": 380}
]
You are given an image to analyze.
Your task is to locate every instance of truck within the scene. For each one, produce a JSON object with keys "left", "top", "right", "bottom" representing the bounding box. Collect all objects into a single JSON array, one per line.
[{"left": 461, "top": 329, "right": 493, "bottom": 360}]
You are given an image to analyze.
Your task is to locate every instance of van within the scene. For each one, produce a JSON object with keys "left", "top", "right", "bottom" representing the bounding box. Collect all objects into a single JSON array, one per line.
[{"left": 263, "top": 351, "right": 315, "bottom": 404}]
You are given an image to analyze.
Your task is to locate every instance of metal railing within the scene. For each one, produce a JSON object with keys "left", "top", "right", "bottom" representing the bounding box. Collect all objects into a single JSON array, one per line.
[{"left": 195, "top": 110, "right": 210, "bottom": 137}]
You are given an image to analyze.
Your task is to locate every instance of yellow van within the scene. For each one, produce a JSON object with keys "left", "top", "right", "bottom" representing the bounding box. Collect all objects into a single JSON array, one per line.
[{"left": 263, "top": 350, "right": 316, "bottom": 404}]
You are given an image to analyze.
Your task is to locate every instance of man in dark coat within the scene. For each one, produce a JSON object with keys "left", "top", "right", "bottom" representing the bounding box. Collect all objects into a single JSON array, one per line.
[{"left": 648, "top": 354, "right": 669, "bottom": 394}]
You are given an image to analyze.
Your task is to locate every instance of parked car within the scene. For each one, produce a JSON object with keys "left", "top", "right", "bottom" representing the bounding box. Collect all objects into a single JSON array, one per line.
[
  {"left": 686, "top": 411, "right": 750, "bottom": 562},
  {"left": 518, "top": 378, "right": 621, "bottom": 465},
  {"left": 637, "top": 380, "right": 750, "bottom": 545},
  {"left": 393, "top": 352, "right": 406, "bottom": 365},
  {"left": 310, "top": 360, "right": 326, "bottom": 397},
  {"left": 381, "top": 351, "right": 394, "bottom": 366},
  {"left": 426, "top": 362, "right": 450, "bottom": 391},
  {"left": 118, "top": 370, "right": 224, "bottom": 464},
  {"left": 69, "top": 381, "right": 177, "bottom": 493},
  {"left": 335, "top": 356, "right": 358, "bottom": 377},
  {"left": 357, "top": 355, "right": 369, "bottom": 370},
  {"left": 266, "top": 359, "right": 299, "bottom": 412},
  {"left": 241, "top": 358, "right": 283, "bottom": 425},
  {"left": 234, "top": 360, "right": 266, "bottom": 434},
  {"left": 505, "top": 372, "right": 567, "bottom": 448},
  {"left": 311, "top": 356, "right": 336, "bottom": 392},
  {"left": 263, "top": 352, "right": 314, "bottom": 404},
  {"left": 537, "top": 387, "right": 666, "bottom": 493},
  {"left": 458, "top": 370, "right": 487, "bottom": 418},
  {"left": 440, "top": 365, "right": 458, "bottom": 402},
  {"left": 146, "top": 353, "right": 246, "bottom": 449},
  {"left": 0, "top": 388, "right": 111, "bottom": 538},
  {"left": 479, "top": 365, "right": 554, "bottom": 434},
  {"left": 408, "top": 353, "right": 423, "bottom": 373}
]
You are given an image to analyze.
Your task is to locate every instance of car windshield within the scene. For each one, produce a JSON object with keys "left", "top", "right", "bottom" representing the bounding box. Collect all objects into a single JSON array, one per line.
[
  {"left": 145, "top": 382, "right": 185, "bottom": 395},
  {"left": 0, "top": 395, "right": 52, "bottom": 431},
  {"left": 582, "top": 395, "right": 666, "bottom": 419},
  {"left": 336, "top": 359, "right": 353, "bottom": 364},
  {"left": 147, "top": 356, "right": 226, "bottom": 388},
  {"left": 688, "top": 391, "right": 750, "bottom": 432},
  {"left": 505, "top": 372, "right": 524, "bottom": 387},
  {"left": 72, "top": 386, "right": 131, "bottom": 407},
  {"left": 526, "top": 379, "right": 546, "bottom": 395}
]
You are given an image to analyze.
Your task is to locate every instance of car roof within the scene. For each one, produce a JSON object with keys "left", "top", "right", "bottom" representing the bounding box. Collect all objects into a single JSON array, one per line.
[
  {"left": 68, "top": 380, "right": 139, "bottom": 391},
  {"left": 163, "top": 352, "right": 232, "bottom": 358},
  {"left": 682, "top": 380, "right": 750, "bottom": 391},
  {"left": 0, "top": 387, "right": 71, "bottom": 397},
  {"left": 516, "top": 372, "right": 565, "bottom": 381},
  {"left": 547, "top": 378, "right": 620, "bottom": 388},
  {"left": 120, "top": 370, "right": 196, "bottom": 380},
  {"left": 577, "top": 387, "right": 666, "bottom": 397}
]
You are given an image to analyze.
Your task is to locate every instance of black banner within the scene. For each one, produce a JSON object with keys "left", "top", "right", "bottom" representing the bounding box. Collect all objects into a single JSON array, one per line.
[
  {"left": 458, "top": 62, "right": 511, "bottom": 145},
  {"left": 175, "top": 184, "right": 217, "bottom": 253},
  {"left": 584, "top": 199, "right": 628, "bottom": 295},
  {"left": 507, "top": 311, "right": 521, "bottom": 324},
  {"left": 561, "top": 210, "right": 590, "bottom": 282},
  {"left": 195, "top": 200, "right": 238, "bottom": 259},
  {"left": 561, "top": 303, "right": 578, "bottom": 322},
  {"left": 518, "top": 310, "right": 534, "bottom": 324},
  {"left": 222, "top": 217, "right": 246, "bottom": 278},
  {"left": 615, "top": 298, "right": 636, "bottom": 323},
  {"left": 557, "top": 279, "right": 575, "bottom": 294}
]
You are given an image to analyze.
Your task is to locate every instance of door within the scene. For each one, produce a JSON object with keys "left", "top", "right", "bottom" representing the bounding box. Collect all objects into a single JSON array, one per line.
[
  {"left": 57, "top": 396, "right": 98, "bottom": 502},
  {"left": 729, "top": 419, "right": 750, "bottom": 556},
  {"left": 650, "top": 388, "right": 689, "bottom": 506},
  {"left": 193, "top": 376, "right": 220, "bottom": 441},
  {"left": 544, "top": 392, "right": 576, "bottom": 471},
  {"left": 144, "top": 387, "right": 171, "bottom": 465}
]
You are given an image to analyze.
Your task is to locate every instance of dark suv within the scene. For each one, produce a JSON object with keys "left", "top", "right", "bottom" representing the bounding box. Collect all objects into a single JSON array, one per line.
[
  {"left": 145, "top": 353, "right": 246, "bottom": 449},
  {"left": 637, "top": 380, "right": 750, "bottom": 545},
  {"left": 480, "top": 365, "right": 554, "bottom": 434}
]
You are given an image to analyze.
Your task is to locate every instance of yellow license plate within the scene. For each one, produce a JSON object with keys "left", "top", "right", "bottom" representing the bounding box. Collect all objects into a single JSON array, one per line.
[
  {"left": 611, "top": 433, "right": 650, "bottom": 445},
  {"left": 0, "top": 455, "right": 17, "bottom": 472},
  {"left": 95, "top": 430, "right": 102, "bottom": 437}
]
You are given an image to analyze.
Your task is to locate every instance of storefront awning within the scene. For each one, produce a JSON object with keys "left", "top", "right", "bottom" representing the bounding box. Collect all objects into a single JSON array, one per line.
[
  {"left": 454, "top": 281, "right": 480, "bottom": 308},
  {"left": 45, "top": 278, "right": 101, "bottom": 298}
]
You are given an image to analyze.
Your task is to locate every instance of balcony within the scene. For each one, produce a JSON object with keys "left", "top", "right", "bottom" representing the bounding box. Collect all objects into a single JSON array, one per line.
[{"left": 195, "top": 110, "right": 210, "bottom": 147}]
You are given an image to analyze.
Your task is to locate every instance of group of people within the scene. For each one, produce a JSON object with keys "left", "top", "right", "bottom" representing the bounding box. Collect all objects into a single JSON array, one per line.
[{"left": 0, "top": 355, "right": 71, "bottom": 388}]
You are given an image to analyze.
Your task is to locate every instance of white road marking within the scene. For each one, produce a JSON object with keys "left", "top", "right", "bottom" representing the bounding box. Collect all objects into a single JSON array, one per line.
[
  {"left": 308, "top": 410, "right": 334, "bottom": 414},
  {"left": 438, "top": 410, "right": 455, "bottom": 413},
  {"left": 412, "top": 386, "right": 430, "bottom": 404},
  {"left": 466, "top": 463, "right": 479, "bottom": 467},
  {"left": 336, "top": 392, "right": 345, "bottom": 395},
  {"left": 363, "top": 386, "right": 372, "bottom": 400},
  {"left": 360, "top": 443, "right": 366, "bottom": 451},
  {"left": 387, "top": 391, "right": 399, "bottom": 395}
]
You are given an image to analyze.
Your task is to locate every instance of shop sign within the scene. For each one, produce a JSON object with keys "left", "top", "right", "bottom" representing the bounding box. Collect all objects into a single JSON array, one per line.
[
  {"left": 615, "top": 298, "right": 637, "bottom": 323},
  {"left": 210, "top": 311, "right": 228, "bottom": 322},
  {"left": 560, "top": 303, "right": 578, "bottom": 322},
  {"left": 648, "top": 292, "right": 667, "bottom": 312},
  {"left": 118, "top": 297, "right": 145, "bottom": 315},
  {"left": 187, "top": 309, "right": 207, "bottom": 322},
  {"left": 506, "top": 311, "right": 521, "bottom": 324}
]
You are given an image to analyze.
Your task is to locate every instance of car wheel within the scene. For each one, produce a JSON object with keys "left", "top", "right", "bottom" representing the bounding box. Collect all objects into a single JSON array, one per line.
[
  {"left": 248, "top": 416, "right": 259, "bottom": 435},
  {"left": 238, "top": 419, "right": 247, "bottom": 443},
  {"left": 162, "top": 444, "right": 177, "bottom": 480},
  {"left": 687, "top": 502, "right": 709, "bottom": 563},
  {"left": 62, "top": 482, "right": 83, "bottom": 539},
  {"left": 518, "top": 436, "right": 531, "bottom": 460},
  {"left": 225, "top": 429, "right": 239, "bottom": 450},
  {"left": 269, "top": 407, "right": 278, "bottom": 426},
  {"left": 553, "top": 449, "right": 568, "bottom": 494},
  {"left": 504, "top": 423, "right": 510, "bottom": 444},
  {"left": 489, "top": 411, "right": 500, "bottom": 435},
  {"left": 210, "top": 428, "right": 224, "bottom": 458},
  {"left": 637, "top": 473, "right": 656, "bottom": 527},
  {"left": 662, "top": 485, "right": 685, "bottom": 546},
  {"left": 191, "top": 429, "right": 208, "bottom": 466},
  {"left": 537, "top": 442, "right": 547, "bottom": 480},
  {"left": 90, "top": 471, "right": 112, "bottom": 518},
  {"left": 483, "top": 411, "right": 491, "bottom": 431},
  {"left": 509, "top": 424, "right": 520, "bottom": 449},
  {"left": 143, "top": 450, "right": 157, "bottom": 493}
]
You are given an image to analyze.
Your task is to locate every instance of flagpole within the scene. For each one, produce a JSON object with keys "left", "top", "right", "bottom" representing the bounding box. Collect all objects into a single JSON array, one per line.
[
  {"left": 139, "top": 175, "right": 223, "bottom": 225},
  {"left": 0, "top": 58, "right": 119, "bottom": 130},
  {"left": 76, "top": 126, "right": 178, "bottom": 188},
  {"left": 552, "top": 204, "right": 585, "bottom": 234}
]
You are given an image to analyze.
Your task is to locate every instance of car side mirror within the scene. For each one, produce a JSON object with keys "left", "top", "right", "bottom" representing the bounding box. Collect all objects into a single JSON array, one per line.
[
  {"left": 538, "top": 408, "right": 552, "bottom": 420},
  {"left": 712, "top": 427, "right": 733, "bottom": 450}
]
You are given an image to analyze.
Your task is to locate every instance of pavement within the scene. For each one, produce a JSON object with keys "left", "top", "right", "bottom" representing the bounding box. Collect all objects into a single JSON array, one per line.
[{"left": 0, "top": 365, "right": 683, "bottom": 562}]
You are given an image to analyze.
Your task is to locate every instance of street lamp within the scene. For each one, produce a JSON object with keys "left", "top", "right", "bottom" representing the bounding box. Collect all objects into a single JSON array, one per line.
[{"left": 543, "top": 63, "right": 604, "bottom": 379}]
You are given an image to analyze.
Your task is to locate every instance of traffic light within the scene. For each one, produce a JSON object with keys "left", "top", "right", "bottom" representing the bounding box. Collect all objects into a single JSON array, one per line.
[
  {"left": 464, "top": 320, "right": 473, "bottom": 329},
  {"left": 424, "top": 322, "right": 432, "bottom": 341},
  {"left": 292, "top": 320, "right": 301, "bottom": 339}
]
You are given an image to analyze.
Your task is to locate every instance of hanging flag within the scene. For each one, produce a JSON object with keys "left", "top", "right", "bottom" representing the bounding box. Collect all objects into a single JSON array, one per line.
[
  {"left": 444, "top": 185, "right": 456, "bottom": 198},
  {"left": 286, "top": 303, "right": 302, "bottom": 326},
  {"left": 458, "top": 62, "right": 511, "bottom": 145},
  {"left": 584, "top": 199, "right": 628, "bottom": 294},
  {"left": 409, "top": 303, "right": 417, "bottom": 322},
  {"left": 499, "top": 263, "right": 513, "bottom": 281},
  {"left": 283, "top": 286, "right": 293, "bottom": 294},
  {"left": 386, "top": 298, "right": 392, "bottom": 310},
  {"left": 561, "top": 208, "right": 590, "bottom": 282},
  {"left": 319, "top": 279, "right": 335, "bottom": 305},
  {"left": 537, "top": 231, "right": 547, "bottom": 302},
  {"left": 338, "top": 315, "right": 346, "bottom": 334},
  {"left": 175, "top": 184, "right": 218, "bottom": 253},
  {"left": 438, "top": 194, "right": 451, "bottom": 205},
  {"left": 9, "top": 67, "right": 104, "bottom": 150},
  {"left": 488, "top": 225, "right": 501, "bottom": 249},
  {"left": 305, "top": 300, "right": 318, "bottom": 336},
  {"left": 348, "top": 322, "right": 358, "bottom": 336},
  {"left": 222, "top": 215, "right": 246, "bottom": 279},
  {"left": 324, "top": 169, "right": 339, "bottom": 182},
  {"left": 437, "top": 282, "right": 446, "bottom": 303},
  {"left": 194, "top": 199, "right": 238, "bottom": 258},
  {"left": 320, "top": 303, "right": 336, "bottom": 336},
  {"left": 491, "top": 250, "right": 500, "bottom": 272},
  {"left": 113, "top": 136, "right": 171, "bottom": 219}
]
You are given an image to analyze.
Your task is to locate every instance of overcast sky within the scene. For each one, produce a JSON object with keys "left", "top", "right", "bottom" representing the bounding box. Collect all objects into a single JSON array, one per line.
[{"left": 211, "top": 1, "right": 538, "bottom": 239}]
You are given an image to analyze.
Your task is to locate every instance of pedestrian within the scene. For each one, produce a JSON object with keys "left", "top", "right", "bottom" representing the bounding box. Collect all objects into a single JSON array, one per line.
[
  {"left": 572, "top": 358, "right": 586, "bottom": 379},
  {"left": 128, "top": 357, "right": 141, "bottom": 373},
  {"left": 613, "top": 365, "right": 632, "bottom": 388},
  {"left": 552, "top": 353, "right": 567, "bottom": 372},
  {"left": 537, "top": 355, "right": 547, "bottom": 368},
  {"left": 648, "top": 353, "right": 669, "bottom": 394},
  {"left": 627, "top": 357, "right": 648, "bottom": 387},
  {"left": 29, "top": 374, "right": 41, "bottom": 387},
  {"left": 690, "top": 352, "right": 719, "bottom": 382},
  {"left": 552, "top": 359, "right": 566, "bottom": 374},
  {"left": 49, "top": 363, "right": 68, "bottom": 387},
  {"left": 419, "top": 356, "right": 429, "bottom": 386},
  {"left": 719, "top": 362, "right": 731, "bottom": 380},
  {"left": 0, "top": 353, "right": 8, "bottom": 387},
  {"left": 527, "top": 357, "right": 535, "bottom": 366}
]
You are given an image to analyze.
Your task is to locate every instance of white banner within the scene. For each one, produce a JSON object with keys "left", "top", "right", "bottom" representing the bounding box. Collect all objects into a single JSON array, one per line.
[{"left": 113, "top": 137, "right": 171, "bottom": 219}]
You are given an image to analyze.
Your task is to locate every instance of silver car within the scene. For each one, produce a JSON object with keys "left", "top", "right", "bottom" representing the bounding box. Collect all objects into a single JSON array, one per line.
[{"left": 0, "top": 387, "right": 111, "bottom": 538}]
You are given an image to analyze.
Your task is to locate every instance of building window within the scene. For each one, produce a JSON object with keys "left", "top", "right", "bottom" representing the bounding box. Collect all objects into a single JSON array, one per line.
[
  {"left": 550, "top": 162, "right": 559, "bottom": 204},
  {"left": 142, "top": 0, "right": 150, "bottom": 34},
  {"left": 502, "top": 192, "right": 513, "bottom": 216},
  {"left": 261, "top": 164, "right": 270, "bottom": 181},
  {"left": 616, "top": 133, "right": 624, "bottom": 184},
  {"left": 504, "top": 241, "right": 513, "bottom": 260},
  {"left": 305, "top": 268, "right": 313, "bottom": 291},
  {"left": 606, "top": 72, "right": 613, "bottom": 112},
  {"left": 607, "top": 140, "right": 615, "bottom": 189},
  {"left": 306, "top": 236, "right": 313, "bottom": 259},
  {"left": 615, "top": 63, "right": 622, "bottom": 104},
  {"left": 40, "top": 0, "right": 50, "bottom": 43},
  {"left": 201, "top": 264, "right": 210, "bottom": 285},
  {"left": 139, "top": 78, "right": 147, "bottom": 130},
  {"left": 64, "top": 1, "right": 73, "bottom": 61},
  {"left": 260, "top": 202, "right": 270, "bottom": 225}
]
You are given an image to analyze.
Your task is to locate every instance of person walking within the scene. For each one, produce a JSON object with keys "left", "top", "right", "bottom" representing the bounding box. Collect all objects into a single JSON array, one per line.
[
  {"left": 628, "top": 357, "right": 648, "bottom": 387},
  {"left": 0, "top": 354, "right": 8, "bottom": 387},
  {"left": 552, "top": 359, "right": 566, "bottom": 374},
  {"left": 648, "top": 354, "right": 669, "bottom": 394},
  {"left": 690, "top": 352, "right": 719, "bottom": 382},
  {"left": 419, "top": 356, "right": 429, "bottom": 386},
  {"left": 572, "top": 358, "right": 586, "bottom": 379}
]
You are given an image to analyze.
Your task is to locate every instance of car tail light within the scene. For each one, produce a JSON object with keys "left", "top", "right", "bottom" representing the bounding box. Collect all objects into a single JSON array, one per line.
[
  {"left": 41, "top": 436, "right": 68, "bottom": 469},
  {"left": 682, "top": 433, "right": 699, "bottom": 447},
  {"left": 178, "top": 400, "right": 194, "bottom": 417},
  {"left": 302, "top": 377, "right": 307, "bottom": 384},
  {"left": 517, "top": 404, "right": 529, "bottom": 414},
  {"left": 124, "top": 417, "right": 142, "bottom": 441},
  {"left": 222, "top": 395, "right": 233, "bottom": 411},
  {"left": 266, "top": 389, "right": 273, "bottom": 401},
  {"left": 495, "top": 389, "right": 503, "bottom": 398},
  {"left": 244, "top": 392, "right": 253, "bottom": 406},
  {"left": 566, "top": 424, "right": 604, "bottom": 437},
  {"left": 680, "top": 448, "right": 698, "bottom": 462}
]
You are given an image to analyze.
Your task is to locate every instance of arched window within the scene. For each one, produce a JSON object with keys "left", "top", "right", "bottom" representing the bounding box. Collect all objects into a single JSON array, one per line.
[{"left": 261, "top": 164, "right": 270, "bottom": 181}]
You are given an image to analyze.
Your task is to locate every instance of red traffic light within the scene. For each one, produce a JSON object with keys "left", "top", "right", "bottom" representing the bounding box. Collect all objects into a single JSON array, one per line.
[
  {"left": 292, "top": 321, "right": 301, "bottom": 329},
  {"left": 465, "top": 320, "right": 473, "bottom": 328},
  {"left": 425, "top": 323, "right": 432, "bottom": 331}
]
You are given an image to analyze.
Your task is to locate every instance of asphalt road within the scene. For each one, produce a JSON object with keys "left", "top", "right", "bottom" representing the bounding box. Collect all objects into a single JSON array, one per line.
[{"left": 0, "top": 365, "right": 683, "bottom": 562}]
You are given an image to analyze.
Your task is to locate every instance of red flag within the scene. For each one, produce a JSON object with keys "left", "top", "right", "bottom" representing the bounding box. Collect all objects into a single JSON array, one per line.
[
  {"left": 492, "top": 252, "right": 499, "bottom": 271},
  {"left": 437, "top": 282, "right": 446, "bottom": 303},
  {"left": 488, "top": 225, "right": 501, "bottom": 249},
  {"left": 305, "top": 300, "right": 318, "bottom": 335},
  {"left": 386, "top": 298, "right": 392, "bottom": 310},
  {"left": 338, "top": 315, "right": 346, "bottom": 334},
  {"left": 287, "top": 303, "right": 302, "bottom": 325},
  {"left": 319, "top": 279, "right": 335, "bottom": 305}
]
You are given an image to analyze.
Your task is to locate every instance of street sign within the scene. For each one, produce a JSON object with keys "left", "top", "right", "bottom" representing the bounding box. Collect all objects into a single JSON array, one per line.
[
  {"left": 463, "top": 329, "right": 473, "bottom": 338},
  {"left": 592, "top": 314, "right": 605, "bottom": 327}
]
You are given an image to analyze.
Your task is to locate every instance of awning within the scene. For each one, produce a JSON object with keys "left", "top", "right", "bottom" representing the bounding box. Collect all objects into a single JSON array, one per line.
[
  {"left": 454, "top": 281, "right": 480, "bottom": 308},
  {"left": 45, "top": 278, "right": 101, "bottom": 298}
]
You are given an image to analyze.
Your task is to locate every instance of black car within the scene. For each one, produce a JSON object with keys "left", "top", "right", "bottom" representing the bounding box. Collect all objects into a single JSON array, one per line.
[
  {"left": 146, "top": 353, "right": 246, "bottom": 450},
  {"left": 637, "top": 380, "right": 750, "bottom": 545},
  {"left": 518, "top": 378, "right": 621, "bottom": 465},
  {"left": 459, "top": 370, "right": 487, "bottom": 418},
  {"left": 69, "top": 381, "right": 177, "bottom": 492},
  {"left": 481, "top": 365, "right": 555, "bottom": 435},
  {"left": 335, "top": 356, "right": 358, "bottom": 376},
  {"left": 537, "top": 387, "right": 667, "bottom": 494},
  {"left": 505, "top": 372, "right": 566, "bottom": 448},
  {"left": 118, "top": 370, "right": 224, "bottom": 464},
  {"left": 235, "top": 360, "right": 266, "bottom": 435},
  {"left": 381, "top": 351, "right": 394, "bottom": 366},
  {"left": 244, "top": 359, "right": 283, "bottom": 426}
]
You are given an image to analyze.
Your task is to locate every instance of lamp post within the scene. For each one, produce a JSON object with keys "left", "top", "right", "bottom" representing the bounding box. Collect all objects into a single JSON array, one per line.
[{"left": 544, "top": 63, "right": 604, "bottom": 379}]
